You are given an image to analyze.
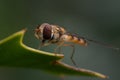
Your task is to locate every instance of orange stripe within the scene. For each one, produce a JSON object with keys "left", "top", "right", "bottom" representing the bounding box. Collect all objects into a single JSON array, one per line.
[
  {"left": 64, "top": 35, "right": 87, "bottom": 46},
  {"left": 67, "top": 35, "right": 72, "bottom": 41},
  {"left": 71, "top": 37, "right": 78, "bottom": 43},
  {"left": 78, "top": 39, "right": 87, "bottom": 46}
]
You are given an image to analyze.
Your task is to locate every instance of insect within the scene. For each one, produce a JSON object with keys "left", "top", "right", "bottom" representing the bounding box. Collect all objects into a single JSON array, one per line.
[{"left": 34, "top": 23, "right": 119, "bottom": 66}]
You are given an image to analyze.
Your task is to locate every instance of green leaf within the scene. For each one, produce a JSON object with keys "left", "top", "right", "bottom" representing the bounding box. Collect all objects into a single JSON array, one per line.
[{"left": 0, "top": 29, "right": 108, "bottom": 79}]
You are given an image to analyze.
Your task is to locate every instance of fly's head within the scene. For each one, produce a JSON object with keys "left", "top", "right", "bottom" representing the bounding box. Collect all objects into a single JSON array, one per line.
[
  {"left": 34, "top": 23, "right": 66, "bottom": 44},
  {"left": 34, "top": 23, "right": 52, "bottom": 40}
]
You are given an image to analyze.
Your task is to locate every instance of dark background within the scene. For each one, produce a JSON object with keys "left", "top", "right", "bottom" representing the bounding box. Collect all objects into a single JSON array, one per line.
[{"left": 0, "top": 0, "right": 120, "bottom": 80}]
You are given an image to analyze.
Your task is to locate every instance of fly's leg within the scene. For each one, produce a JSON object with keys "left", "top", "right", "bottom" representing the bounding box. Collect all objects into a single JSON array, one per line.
[
  {"left": 54, "top": 42, "right": 64, "bottom": 56},
  {"left": 57, "top": 47, "right": 62, "bottom": 54},
  {"left": 38, "top": 40, "right": 51, "bottom": 49},
  {"left": 63, "top": 44, "right": 77, "bottom": 67},
  {"left": 38, "top": 40, "right": 45, "bottom": 49},
  {"left": 60, "top": 75, "right": 65, "bottom": 80},
  {"left": 55, "top": 43, "right": 77, "bottom": 67}
]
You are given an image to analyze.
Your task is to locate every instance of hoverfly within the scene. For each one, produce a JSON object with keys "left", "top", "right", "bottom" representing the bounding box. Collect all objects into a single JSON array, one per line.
[{"left": 34, "top": 23, "right": 119, "bottom": 66}]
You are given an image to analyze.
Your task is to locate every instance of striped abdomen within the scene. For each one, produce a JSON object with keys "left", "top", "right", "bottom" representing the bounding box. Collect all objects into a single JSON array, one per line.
[{"left": 60, "top": 33, "right": 87, "bottom": 46}]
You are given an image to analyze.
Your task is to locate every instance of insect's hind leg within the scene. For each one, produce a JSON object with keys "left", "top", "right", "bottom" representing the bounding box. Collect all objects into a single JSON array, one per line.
[
  {"left": 54, "top": 42, "right": 77, "bottom": 67},
  {"left": 54, "top": 42, "right": 64, "bottom": 54},
  {"left": 63, "top": 44, "right": 77, "bottom": 67}
]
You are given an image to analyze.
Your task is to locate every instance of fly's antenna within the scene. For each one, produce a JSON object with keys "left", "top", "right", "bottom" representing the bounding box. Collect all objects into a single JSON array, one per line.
[{"left": 85, "top": 38, "right": 119, "bottom": 51}]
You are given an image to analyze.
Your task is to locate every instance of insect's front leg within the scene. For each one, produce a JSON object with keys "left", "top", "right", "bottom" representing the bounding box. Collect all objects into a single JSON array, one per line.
[
  {"left": 38, "top": 40, "right": 50, "bottom": 49},
  {"left": 38, "top": 40, "right": 45, "bottom": 49}
]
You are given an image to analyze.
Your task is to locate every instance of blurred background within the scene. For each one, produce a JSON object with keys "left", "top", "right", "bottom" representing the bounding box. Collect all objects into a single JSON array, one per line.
[{"left": 0, "top": 0, "right": 120, "bottom": 80}]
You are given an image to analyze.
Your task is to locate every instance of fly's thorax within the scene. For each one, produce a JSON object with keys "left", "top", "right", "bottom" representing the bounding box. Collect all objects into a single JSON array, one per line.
[
  {"left": 51, "top": 25, "right": 66, "bottom": 36},
  {"left": 51, "top": 25, "right": 60, "bottom": 40},
  {"left": 50, "top": 25, "right": 66, "bottom": 41},
  {"left": 59, "top": 27, "right": 66, "bottom": 34}
]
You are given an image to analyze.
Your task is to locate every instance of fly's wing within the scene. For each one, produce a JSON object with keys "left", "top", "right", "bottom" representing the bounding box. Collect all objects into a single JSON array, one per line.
[
  {"left": 65, "top": 32, "right": 119, "bottom": 50},
  {"left": 85, "top": 38, "right": 119, "bottom": 50}
]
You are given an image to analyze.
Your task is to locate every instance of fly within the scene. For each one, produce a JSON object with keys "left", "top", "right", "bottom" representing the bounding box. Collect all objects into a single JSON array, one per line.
[{"left": 34, "top": 23, "right": 119, "bottom": 66}]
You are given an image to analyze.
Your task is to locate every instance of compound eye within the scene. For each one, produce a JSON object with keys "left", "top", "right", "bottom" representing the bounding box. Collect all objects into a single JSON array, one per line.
[{"left": 42, "top": 23, "right": 52, "bottom": 40}]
